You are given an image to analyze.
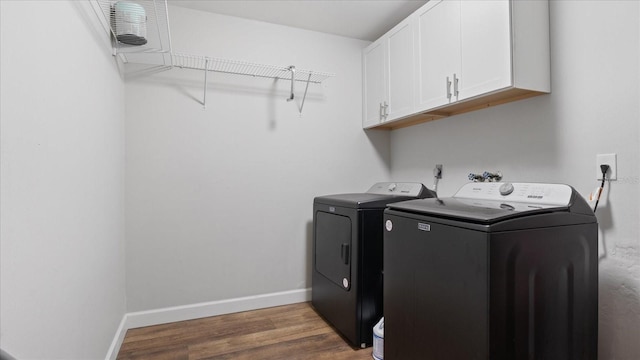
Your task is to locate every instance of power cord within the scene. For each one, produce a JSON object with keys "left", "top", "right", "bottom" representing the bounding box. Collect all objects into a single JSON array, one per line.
[
  {"left": 433, "top": 165, "right": 442, "bottom": 195},
  {"left": 593, "top": 164, "right": 610, "bottom": 212}
]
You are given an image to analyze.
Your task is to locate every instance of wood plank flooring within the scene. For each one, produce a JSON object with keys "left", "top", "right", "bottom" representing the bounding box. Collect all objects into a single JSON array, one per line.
[{"left": 117, "top": 302, "right": 375, "bottom": 360}]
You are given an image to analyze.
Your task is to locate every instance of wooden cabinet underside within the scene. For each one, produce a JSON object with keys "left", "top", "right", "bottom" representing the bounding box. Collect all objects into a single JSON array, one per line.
[{"left": 370, "top": 87, "right": 545, "bottom": 130}]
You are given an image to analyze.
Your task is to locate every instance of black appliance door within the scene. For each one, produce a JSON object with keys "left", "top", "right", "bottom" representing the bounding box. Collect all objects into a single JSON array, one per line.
[
  {"left": 384, "top": 211, "right": 488, "bottom": 360},
  {"left": 315, "top": 211, "right": 352, "bottom": 290}
]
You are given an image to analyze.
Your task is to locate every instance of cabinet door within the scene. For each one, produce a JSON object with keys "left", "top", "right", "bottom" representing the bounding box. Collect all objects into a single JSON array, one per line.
[
  {"left": 385, "top": 18, "right": 414, "bottom": 121},
  {"left": 363, "top": 40, "right": 386, "bottom": 129},
  {"left": 459, "top": 0, "right": 512, "bottom": 100},
  {"left": 415, "top": 0, "right": 460, "bottom": 111}
]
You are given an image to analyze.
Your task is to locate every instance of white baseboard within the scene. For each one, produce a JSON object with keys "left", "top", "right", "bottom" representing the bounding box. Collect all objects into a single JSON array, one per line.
[
  {"left": 105, "top": 288, "right": 311, "bottom": 360},
  {"left": 105, "top": 315, "right": 128, "bottom": 360}
]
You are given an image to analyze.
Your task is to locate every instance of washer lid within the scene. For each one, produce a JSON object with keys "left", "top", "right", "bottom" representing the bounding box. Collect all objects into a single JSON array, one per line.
[
  {"left": 387, "top": 197, "right": 569, "bottom": 224},
  {"left": 387, "top": 182, "right": 595, "bottom": 224}
]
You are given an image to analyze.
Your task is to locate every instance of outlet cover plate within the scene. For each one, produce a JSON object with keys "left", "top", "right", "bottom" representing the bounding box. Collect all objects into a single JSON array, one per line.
[{"left": 596, "top": 153, "right": 617, "bottom": 180}]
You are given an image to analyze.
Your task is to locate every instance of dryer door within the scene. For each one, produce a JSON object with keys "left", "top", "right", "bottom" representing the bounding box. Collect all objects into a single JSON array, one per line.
[{"left": 315, "top": 211, "right": 352, "bottom": 290}]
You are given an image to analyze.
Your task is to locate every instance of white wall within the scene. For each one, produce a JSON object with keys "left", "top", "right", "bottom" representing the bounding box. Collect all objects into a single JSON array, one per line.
[
  {"left": 124, "top": 6, "right": 390, "bottom": 311},
  {"left": 3, "top": 1, "right": 637, "bottom": 359},
  {"left": 0, "top": 1, "right": 126, "bottom": 359},
  {"left": 390, "top": 1, "right": 640, "bottom": 359}
]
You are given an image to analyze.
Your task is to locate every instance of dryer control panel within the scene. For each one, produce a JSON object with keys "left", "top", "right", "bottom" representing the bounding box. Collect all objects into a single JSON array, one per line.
[
  {"left": 367, "top": 182, "right": 428, "bottom": 197},
  {"left": 454, "top": 182, "right": 573, "bottom": 206}
]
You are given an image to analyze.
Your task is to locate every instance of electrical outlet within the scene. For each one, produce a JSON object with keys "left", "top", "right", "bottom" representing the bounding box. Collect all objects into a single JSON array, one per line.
[{"left": 596, "top": 153, "right": 617, "bottom": 180}]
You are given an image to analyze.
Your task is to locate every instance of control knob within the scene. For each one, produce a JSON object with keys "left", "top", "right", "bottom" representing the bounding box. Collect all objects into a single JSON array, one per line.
[{"left": 499, "top": 183, "right": 514, "bottom": 196}]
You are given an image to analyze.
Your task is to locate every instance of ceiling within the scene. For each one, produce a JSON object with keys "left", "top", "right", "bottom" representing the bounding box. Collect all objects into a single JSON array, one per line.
[{"left": 167, "top": 0, "right": 428, "bottom": 42}]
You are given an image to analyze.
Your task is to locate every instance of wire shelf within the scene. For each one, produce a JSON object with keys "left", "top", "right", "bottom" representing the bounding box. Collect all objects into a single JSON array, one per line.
[
  {"left": 90, "top": 1, "right": 334, "bottom": 110},
  {"left": 172, "top": 53, "right": 335, "bottom": 84}
]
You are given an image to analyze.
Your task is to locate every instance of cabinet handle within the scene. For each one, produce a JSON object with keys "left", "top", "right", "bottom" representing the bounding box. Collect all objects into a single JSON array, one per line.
[
  {"left": 453, "top": 73, "right": 459, "bottom": 98},
  {"left": 379, "top": 102, "right": 384, "bottom": 120},
  {"left": 446, "top": 76, "right": 452, "bottom": 100},
  {"left": 383, "top": 101, "right": 389, "bottom": 117}
]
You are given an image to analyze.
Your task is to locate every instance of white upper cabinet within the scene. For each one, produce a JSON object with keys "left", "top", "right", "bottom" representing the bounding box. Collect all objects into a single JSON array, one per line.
[
  {"left": 458, "top": 0, "right": 511, "bottom": 101},
  {"left": 363, "top": 16, "right": 415, "bottom": 129},
  {"left": 365, "top": 0, "right": 550, "bottom": 130},
  {"left": 415, "top": 0, "right": 461, "bottom": 110},
  {"left": 416, "top": 0, "right": 516, "bottom": 111},
  {"left": 386, "top": 19, "right": 415, "bottom": 121},
  {"left": 363, "top": 40, "right": 387, "bottom": 129}
]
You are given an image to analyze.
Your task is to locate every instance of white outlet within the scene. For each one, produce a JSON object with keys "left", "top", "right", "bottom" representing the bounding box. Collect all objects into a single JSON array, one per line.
[{"left": 596, "top": 153, "right": 617, "bottom": 180}]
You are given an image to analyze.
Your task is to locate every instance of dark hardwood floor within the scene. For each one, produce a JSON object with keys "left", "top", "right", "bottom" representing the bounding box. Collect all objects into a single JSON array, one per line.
[{"left": 117, "top": 302, "right": 375, "bottom": 359}]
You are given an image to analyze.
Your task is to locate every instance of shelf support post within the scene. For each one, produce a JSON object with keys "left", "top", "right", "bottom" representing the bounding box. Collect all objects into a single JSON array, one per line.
[
  {"left": 287, "top": 66, "right": 296, "bottom": 102},
  {"left": 203, "top": 58, "right": 209, "bottom": 109}
]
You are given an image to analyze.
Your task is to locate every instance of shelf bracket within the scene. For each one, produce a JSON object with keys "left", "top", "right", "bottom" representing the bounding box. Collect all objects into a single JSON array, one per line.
[
  {"left": 203, "top": 58, "right": 209, "bottom": 109},
  {"left": 298, "top": 73, "right": 312, "bottom": 114},
  {"left": 287, "top": 65, "right": 296, "bottom": 102}
]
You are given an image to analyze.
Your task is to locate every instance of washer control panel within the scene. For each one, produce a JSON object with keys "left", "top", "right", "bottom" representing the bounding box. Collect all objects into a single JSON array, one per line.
[
  {"left": 454, "top": 182, "right": 573, "bottom": 206},
  {"left": 367, "top": 182, "right": 427, "bottom": 197}
]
